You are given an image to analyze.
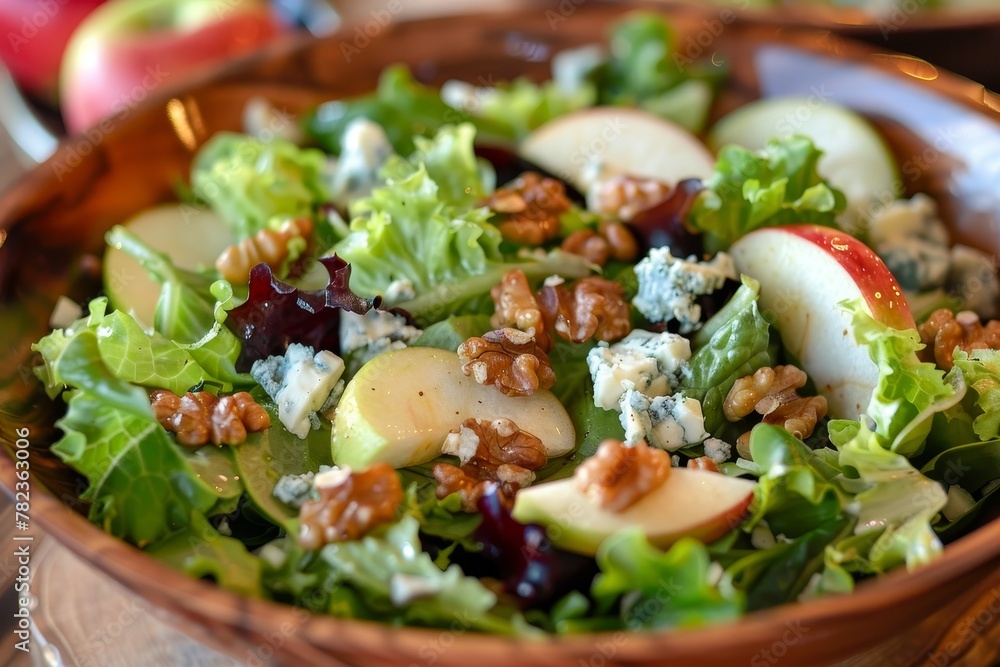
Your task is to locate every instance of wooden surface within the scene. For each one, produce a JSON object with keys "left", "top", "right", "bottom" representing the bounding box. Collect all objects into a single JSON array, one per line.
[{"left": 4, "top": 4, "right": 1000, "bottom": 666}]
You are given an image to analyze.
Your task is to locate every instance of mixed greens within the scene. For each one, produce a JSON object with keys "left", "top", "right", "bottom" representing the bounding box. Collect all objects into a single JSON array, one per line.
[{"left": 29, "top": 12, "right": 1000, "bottom": 635}]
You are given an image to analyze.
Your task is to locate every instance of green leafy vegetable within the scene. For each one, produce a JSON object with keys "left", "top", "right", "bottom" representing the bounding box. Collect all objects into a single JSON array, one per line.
[
  {"left": 921, "top": 439, "right": 1000, "bottom": 538},
  {"left": 688, "top": 136, "right": 846, "bottom": 253},
  {"left": 460, "top": 77, "right": 596, "bottom": 140},
  {"left": 304, "top": 65, "right": 515, "bottom": 156},
  {"left": 191, "top": 132, "right": 331, "bottom": 240},
  {"left": 950, "top": 350, "right": 1000, "bottom": 441},
  {"left": 412, "top": 315, "right": 493, "bottom": 351},
  {"left": 52, "top": 390, "right": 235, "bottom": 546},
  {"left": 830, "top": 301, "right": 955, "bottom": 457},
  {"left": 147, "top": 513, "right": 262, "bottom": 597},
  {"left": 591, "top": 531, "right": 743, "bottom": 629},
  {"left": 378, "top": 123, "right": 493, "bottom": 208},
  {"left": 679, "top": 277, "right": 773, "bottom": 434}
]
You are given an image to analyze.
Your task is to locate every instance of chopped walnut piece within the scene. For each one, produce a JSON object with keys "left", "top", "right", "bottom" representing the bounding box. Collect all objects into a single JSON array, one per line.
[
  {"left": 723, "top": 365, "right": 827, "bottom": 447},
  {"left": 215, "top": 217, "right": 314, "bottom": 284},
  {"left": 588, "top": 174, "right": 672, "bottom": 221},
  {"left": 575, "top": 439, "right": 671, "bottom": 513},
  {"left": 150, "top": 389, "right": 270, "bottom": 446},
  {"left": 538, "top": 276, "right": 631, "bottom": 344},
  {"left": 560, "top": 221, "right": 639, "bottom": 266},
  {"left": 688, "top": 456, "right": 721, "bottom": 473},
  {"left": 457, "top": 328, "right": 556, "bottom": 396},
  {"left": 917, "top": 308, "right": 1000, "bottom": 370},
  {"left": 723, "top": 366, "right": 808, "bottom": 421},
  {"left": 483, "top": 172, "right": 570, "bottom": 245},
  {"left": 490, "top": 269, "right": 547, "bottom": 345},
  {"left": 763, "top": 396, "right": 828, "bottom": 441},
  {"left": 297, "top": 464, "right": 402, "bottom": 549},
  {"left": 434, "top": 418, "right": 548, "bottom": 511}
]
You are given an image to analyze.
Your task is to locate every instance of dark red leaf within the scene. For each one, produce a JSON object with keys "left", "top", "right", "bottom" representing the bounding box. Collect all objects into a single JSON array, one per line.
[
  {"left": 226, "top": 256, "right": 378, "bottom": 371},
  {"left": 629, "top": 178, "right": 705, "bottom": 257}
]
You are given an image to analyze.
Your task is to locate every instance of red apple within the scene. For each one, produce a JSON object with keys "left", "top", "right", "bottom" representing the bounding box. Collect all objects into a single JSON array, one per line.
[
  {"left": 0, "top": 0, "right": 106, "bottom": 101},
  {"left": 59, "top": 0, "right": 285, "bottom": 133},
  {"left": 512, "top": 468, "right": 755, "bottom": 556},
  {"left": 729, "top": 224, "right": 915, "bottom": 420}
]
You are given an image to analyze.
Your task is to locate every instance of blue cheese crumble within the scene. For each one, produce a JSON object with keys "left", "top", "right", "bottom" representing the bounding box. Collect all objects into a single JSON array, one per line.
[
  {"left": 586, "top": 329, "right": 691, "bottom": 410},
  {"left": 272, "top": 465, "right": 336, "bottom": 508},
  {"left": 949, "top": 244, "right": 1000, "bottom": 320},
  {"left": 250, "top": 343, "right": 345, "bottom": 439},
  {"left": 340, "top": 309, "right": 423, "bottom": 372},
  {"left": 619, "top": 388, "right": 709, "bottom": 451},
  {"left": 867, "top": 194, "right": 950, "bottom": 291},
  {"left": 329, "top": 118, "right": 393, "bottom": 206},
  {"left": 632, "top": 247, "right": 736, "bottom": 333}
]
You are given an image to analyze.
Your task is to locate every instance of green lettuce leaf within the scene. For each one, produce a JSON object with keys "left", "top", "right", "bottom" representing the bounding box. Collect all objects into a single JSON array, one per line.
[
  {"left": 147, "top": 513, "right": 262, "bottom": 597},
  {"left": 688, "top": 136, "right": 846, "bottom": 253},
  {"left": 52, "top": 390, "right": 237, "bottom": 546},
  {"left": 333, "top": 145, "right": 503, "bottom": 300},
  {"left": 950, "top": 350, "right": 1000, "bottom": 441},
  {"left": 920, "top": 439, "right": 1000, "bottom": 539},
  {"left": 591, "top": 531, "right": 743, "bottom": 629},
  {"left": 464, "top": 77, "right": 596, "bottom": 140},
  {"left": 830, "top": 301, "right": 955, "bottom": 457},
  {"left": 303, "top": 65, "right": 517, "bottom": 156},
  {"left": 34, "top": 297, "right": 244, "bottom": 397},
  {"left": 191, "top": 132, "right": 331, "bottom": 240},
  {"left": 378, "top": 123, "right": 492, "bottom": 208},
  {"left": 679, "top": 277, "right": 773, "bottom": 435}
]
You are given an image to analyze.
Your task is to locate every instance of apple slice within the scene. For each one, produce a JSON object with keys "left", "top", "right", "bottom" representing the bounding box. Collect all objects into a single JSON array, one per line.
[
  {"left": 103, "top": 204, "right": 234, "bottom": 328},
  {"left": 518, "top": 107, "right": 715, "bottom": 193},
  {"left": 332, "top": 346, "right": 575, "bottom": 469},
  {"left": 512, "top": 468, "right": 755, "bottom": 556},
  {"left": 709, "top": 98, "right": 899, "bottom": 230},
  {"left": 729, "top": 224, "right": 915, "bottom": 419}
]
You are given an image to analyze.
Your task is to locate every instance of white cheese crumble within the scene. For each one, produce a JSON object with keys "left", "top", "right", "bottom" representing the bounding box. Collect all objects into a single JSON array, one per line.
[
  {"left": 251, "top": 343, "right": 346, "bottom": 439},
  {"left": 272, "top": 465, "right": 337, "bottom": 508},
  {"left": 632, "top": 247, "right": 736, "bottom": 333},
  {"left": 942, "top": 485, "right": 975, "bottom": 523},
  {"left": 339, "top": 309, "right": 423, "bottom": 372},
  {"left": 328, "top": 118, "right": 393, "bottom": 206},
  {"left": 703, "top": 438, "right": 732, "bottom": 465},
  {"left": 384, "top": 278, "right": 416, "bottom": 304},
  {"left": 619, "top": 388, "right": 709, "bottom": 451},
  {"left": 586, "top": 329, "right": 691, "bottom": 411},
  {"left": 867, "top": 194, "right": 950, "bottom": 291}
]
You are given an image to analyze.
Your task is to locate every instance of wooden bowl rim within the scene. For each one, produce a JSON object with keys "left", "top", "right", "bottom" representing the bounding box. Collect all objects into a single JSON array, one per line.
[{"left": 2, "top": 3, "right": 1000, "bottom": 657}]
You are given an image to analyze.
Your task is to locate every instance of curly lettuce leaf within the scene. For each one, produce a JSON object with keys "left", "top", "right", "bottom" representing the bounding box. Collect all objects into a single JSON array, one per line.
[
  {"left": 950, "top": 349, "right": 1000, "bottom": 441},
  {"left": 378, "top": 123, "right": 492, "bottom": 208},
  {"left": 921, "top": 439, "right": 1000, "bottom": 539},
  {"left": 333, "top": 130, "right": 509, "bottom": 300},
  {"left": 52, "top": 390, "right": 238, "bottom": 546},
  {"left": 679, "top": 277, "right": 774, "bottom": 435},
  {"left": 191, "top": 132, "right": 331, "bottom": 240},
  {"left": 688, "top": 136, "right": 845, "bottom": 253},
  {"left": 830, "top": 301, "right": 956, "bottom": 458},
  {"left": 591, "top": 532, "right": 743, "bottom": 629},
  {"left": 459, "top": 77, "right": 596, "bottom": 140}
]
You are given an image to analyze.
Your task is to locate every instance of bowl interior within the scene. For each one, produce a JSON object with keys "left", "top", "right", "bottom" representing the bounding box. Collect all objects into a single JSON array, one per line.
[{"left": 2, "top": 4, "right": 1000, "bottom": 666}]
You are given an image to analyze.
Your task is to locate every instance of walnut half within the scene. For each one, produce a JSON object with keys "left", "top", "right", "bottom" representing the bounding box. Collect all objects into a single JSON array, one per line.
[
  {"left": 458, "top": 328, "right": 556, "bottom": 396},
  {"left": 150, "top": 389, "right": 270, "bottom": 446},
  {"left": 723, "top": 365, "right": 828, "bottom": 458},
  {"left": 575, "top": 439, "right": 671, "bottom": 513},
  {"left": 918, "top": 308, "right": 1000, "bottom": 370},
  {"left": 434, "top": 417, "right": 548, "bottom": 511},
  {"left": 298, "top": 464, "right": 403, "bottom": 549},
  {"left": 537, "top": 276, "right": 632, "bottom": 344}
]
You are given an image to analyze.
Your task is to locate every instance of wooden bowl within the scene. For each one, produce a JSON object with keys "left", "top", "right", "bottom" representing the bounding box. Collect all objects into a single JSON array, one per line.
[{"left": 3, "top": 4, "right": 1000, "bottom": 665}]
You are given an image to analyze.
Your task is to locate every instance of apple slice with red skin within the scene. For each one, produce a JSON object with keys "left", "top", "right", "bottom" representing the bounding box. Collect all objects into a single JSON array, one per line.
[
  {"left": 729, "top": 224, "right": 915, "bottom": 420},
  {"left": 60, "top": 0, "right": 284, "bottom": 132},
  {"left": 512, "top": 468, "right": 755, "bottom": 557}
]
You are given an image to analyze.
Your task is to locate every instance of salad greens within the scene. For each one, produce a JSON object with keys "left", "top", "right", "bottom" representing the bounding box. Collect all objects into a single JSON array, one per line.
[{"left": 26, "top": 10, "right": 1000, "bottom": 641}]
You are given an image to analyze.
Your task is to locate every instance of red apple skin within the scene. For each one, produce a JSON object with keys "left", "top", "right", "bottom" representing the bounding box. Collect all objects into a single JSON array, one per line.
[
  {"left": 782, "top": 224, "right": 915, "bottom": 331},
  {"left": 60, "top": 5, "right": 284, "bottom": 133},
  {"left": 0, "top": 0, "right": 106, "bottom": 100}
]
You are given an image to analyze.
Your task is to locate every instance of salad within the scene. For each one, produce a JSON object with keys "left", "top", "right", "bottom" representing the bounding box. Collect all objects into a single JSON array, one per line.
[{"left": 30, "top": 12, "right": 1000, "bottom": 635}]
